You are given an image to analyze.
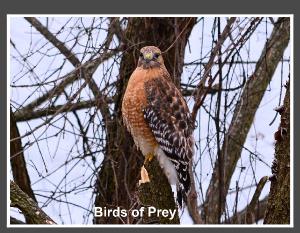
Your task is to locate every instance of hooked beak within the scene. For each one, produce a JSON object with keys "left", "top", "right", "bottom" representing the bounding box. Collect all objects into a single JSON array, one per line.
[{"left": 143, "top": 52, "right": 153, "bottom": 62}]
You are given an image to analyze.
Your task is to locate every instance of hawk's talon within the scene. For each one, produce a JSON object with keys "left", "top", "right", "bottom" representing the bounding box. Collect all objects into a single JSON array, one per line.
[{"left": 145, "top": 153, "right": 154, "bottom": 163}]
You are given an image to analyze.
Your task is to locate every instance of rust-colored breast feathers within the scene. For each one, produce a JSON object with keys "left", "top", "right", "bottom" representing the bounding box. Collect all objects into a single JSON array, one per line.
[{"left": 122, "top": 67, "right": 162, "bottom": 153}]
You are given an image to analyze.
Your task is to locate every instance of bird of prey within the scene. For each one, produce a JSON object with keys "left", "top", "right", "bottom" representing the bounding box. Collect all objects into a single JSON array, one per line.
[{"left": 122, "top": 46, "right": 194, "bottom": 207}]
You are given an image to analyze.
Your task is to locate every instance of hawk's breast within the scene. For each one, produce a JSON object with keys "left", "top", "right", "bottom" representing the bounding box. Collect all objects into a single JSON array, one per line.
[{"left": 122, "top": 67, "right": 160, "bottom": 156}]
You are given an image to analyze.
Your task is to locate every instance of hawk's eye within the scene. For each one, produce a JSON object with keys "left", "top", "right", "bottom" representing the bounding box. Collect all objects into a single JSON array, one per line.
[{"left": 153, "top": 53, "right": 160, "bottom": 59}]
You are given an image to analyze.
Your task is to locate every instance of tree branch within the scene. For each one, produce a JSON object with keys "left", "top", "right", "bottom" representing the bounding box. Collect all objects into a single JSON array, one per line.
[
  {"left": 226, "top": 196, "right": 269, "bottom": 224},
  {"left": 10, "top": 216, "right": 26, "bottom": 224},
  {"left": 184, "top": 59, "right": 290, "bottom": 66},
  {"left": 203, "top": 17, "right": 290, "bottom": 223},
  {"left": 10, "top": 180, "right": 56, "bottom": 224},
  {"left": 229, "top": 176, "right": 268, "bottom": 224},
  {"left": 10, "top": 108, "right": 36, "bottom": 202},
  {"left": 187, "top": 163, "right": 203, "bottom": 224},
  {"left": 14, "top": 98, "right": 114, "bottom": 122},
  {"left": 15, "top": 48, "right": 119, "bottom": 118},
  {"left": 25, "top": 17, "right": 80, "bottom": 67},
  {"left": 191, "top": 17, "right": 236, "bottom": 123},
  {"left": 24, "top": 17, "right": 116, "bottom": 125}
]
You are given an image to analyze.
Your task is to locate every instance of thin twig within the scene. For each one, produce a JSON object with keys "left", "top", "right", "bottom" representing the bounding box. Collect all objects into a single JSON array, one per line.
[{"left": 191, "top": 17, "right": 236, "bottom": 122}]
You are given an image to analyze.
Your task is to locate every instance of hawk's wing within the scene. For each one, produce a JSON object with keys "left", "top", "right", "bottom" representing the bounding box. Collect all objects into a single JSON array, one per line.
[{"left": 143, "top": 77, "right": 195, "bottom": 204}]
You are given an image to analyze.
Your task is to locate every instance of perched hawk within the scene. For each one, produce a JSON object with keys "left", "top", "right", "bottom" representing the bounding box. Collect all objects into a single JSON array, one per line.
[{"left": 122, "top": 46, "right": 194, "bottom": 207}]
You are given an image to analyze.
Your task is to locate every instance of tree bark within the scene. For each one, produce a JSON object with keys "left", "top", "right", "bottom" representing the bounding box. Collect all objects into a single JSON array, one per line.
[
  {"left": 228, "top": 176, "right": 268, "bottom": 224},
  {"left": 203, "top": 17, "right": 290, "bottom": 223},
  {"left": 10, "top": 108, "right": 36, "bottom": 202},
  {"left": 264, "top": 80, "right": 290, "bottom": 224},
  {"left": 226, "top": 196, "right": 269, "bottom": 224},
  {"left": 10, "top": 180, "right": 56, "bottom": 224},
  {"left": 10, "top": 108, "right": 38, "bottom": 224},
  {"left": 138, "top": 160, "right": 180, "bottom": 224},
  {"left": 10, "top": 216, "right": 26, "bottom": 224},
  {"left": 94, "top": 17, "right": 197, "bottom": 224}
]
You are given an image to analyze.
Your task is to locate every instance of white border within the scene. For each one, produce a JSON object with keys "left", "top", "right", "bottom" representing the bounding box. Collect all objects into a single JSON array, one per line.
[{"left": 7, "top": 14, "right": 294, "bottom": 228}]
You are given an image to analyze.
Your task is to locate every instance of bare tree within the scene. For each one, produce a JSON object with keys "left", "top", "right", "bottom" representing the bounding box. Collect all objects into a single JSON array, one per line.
[{"left": 9, "top": 16, "right": 291, "bottom": 225}]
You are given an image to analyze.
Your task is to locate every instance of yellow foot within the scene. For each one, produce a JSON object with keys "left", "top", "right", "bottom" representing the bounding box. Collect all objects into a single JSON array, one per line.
[
  {"left": 145, "top": 153, "right": 154, "bottom": 163},
  {"left": 139, "top": 165, "right": 150, "bottom": 186}
]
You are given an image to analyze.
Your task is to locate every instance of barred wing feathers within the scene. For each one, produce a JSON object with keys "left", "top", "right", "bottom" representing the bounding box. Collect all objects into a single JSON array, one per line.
[{"left": 143, "top": 77, "right": 195, "bottom": 206}]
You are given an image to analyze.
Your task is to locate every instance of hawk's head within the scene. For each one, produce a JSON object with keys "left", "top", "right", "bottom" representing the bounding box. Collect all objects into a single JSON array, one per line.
[{"left": 138, "top": 46, "right": 164, "bottom": 69}]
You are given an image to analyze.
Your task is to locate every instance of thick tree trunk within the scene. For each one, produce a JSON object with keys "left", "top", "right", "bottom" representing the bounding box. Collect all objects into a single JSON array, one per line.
[
  {"left": 203, "top": 17, "right": 290, "bottom": 223},
  {"left": 94, "top": 17, "right": 197, "bottom": 224},
  {"left": 264, "top": 81, "right": 290, "bottom": 224}
]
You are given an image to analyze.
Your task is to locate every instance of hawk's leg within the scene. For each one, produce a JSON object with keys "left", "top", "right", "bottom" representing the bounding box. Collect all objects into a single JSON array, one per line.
[
  {"left": 145, "top": 153, "right": 154, "bottom": 162},
  {"left": 138, "top": 153, "right": 154, "bottom": 185}
]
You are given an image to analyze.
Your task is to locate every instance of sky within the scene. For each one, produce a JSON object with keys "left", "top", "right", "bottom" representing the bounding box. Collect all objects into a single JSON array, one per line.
[{"left": 8, "top": 16, "right": 292, "bottom": 225}]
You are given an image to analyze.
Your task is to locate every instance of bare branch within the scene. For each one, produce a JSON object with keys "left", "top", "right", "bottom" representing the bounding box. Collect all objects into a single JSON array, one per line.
[
  {"left": 25, "top": 17, "right": 80, "bottom": 67},
  {"left": 16, "top": 48, "right": 119, "bottom": 116},
  {"left": 81, "top": 71, "right": 112, "bottom": 126},
  {"left": 11, "top": 69, "right": 101, "bottom": 141},
  {"left": 10, "top": 216, "right": 26, "bottom": 224},
  {"left": 10, "top": 180, "right": 56, "bottom": 224},
  {"left": 230, "top": 176, "right": 268, "bottom": 224},
  {"left": 226, "top": 196, "right": 269, "bottom": 224},
  {"left": 24, "top": 17, "right": 117, "bottom": 126},
  {"left": 10, "top": 108, "right": 37, "bottom": 205},
  {"left": 191, "top": 17, "right": 236, "bottom": 122},
  {"left": 14, "top": 98, "right": 114, "bottom": 122},
  {"left": 203, "top": 17, "right": 290, "bottom": 223},
  {"left": 184, "top": 59, "right": 290, "bottom": 66},
  {"left": 187, "top": 164, "right": 203, "bottom": 224}
]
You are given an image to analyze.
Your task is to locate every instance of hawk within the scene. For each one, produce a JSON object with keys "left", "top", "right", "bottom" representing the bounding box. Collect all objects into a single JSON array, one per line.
[{"left": 122, "top": 46, "right": 194, "bottom": 207}]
